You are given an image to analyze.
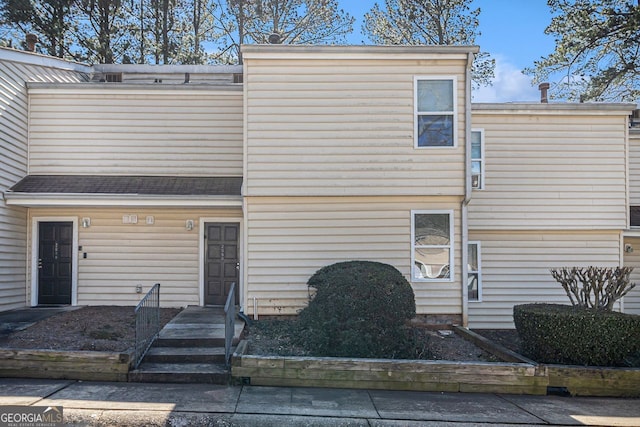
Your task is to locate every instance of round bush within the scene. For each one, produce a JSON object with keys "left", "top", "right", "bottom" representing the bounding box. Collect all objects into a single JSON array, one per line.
[
  {"left": 514, "top": 303, "right": 640, "bottom": 366},
  {"left": 296, "top": 261, "right": 416, "bottom": 358}
]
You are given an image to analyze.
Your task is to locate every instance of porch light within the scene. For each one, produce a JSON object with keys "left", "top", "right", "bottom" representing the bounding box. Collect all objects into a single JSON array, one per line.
[
  {"left": 82, "top": 217, "right": 91, "bottom": 228},
  {"left": 185, "top": 219, "right": 194, "bottom": 231}
]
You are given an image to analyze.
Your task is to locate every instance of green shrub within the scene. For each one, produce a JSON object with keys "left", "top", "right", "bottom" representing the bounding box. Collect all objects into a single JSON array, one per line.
[
  {"left": 296, "top": 261, "right": 416, "bottom": 358},
  {"left": 514, "top": 303, "right": 640, "bottom": 366}
]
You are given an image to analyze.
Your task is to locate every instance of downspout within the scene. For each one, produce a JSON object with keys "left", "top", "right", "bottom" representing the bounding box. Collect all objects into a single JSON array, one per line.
[{"left": 461, "top": 51, "right": 474, "bottom": 327}]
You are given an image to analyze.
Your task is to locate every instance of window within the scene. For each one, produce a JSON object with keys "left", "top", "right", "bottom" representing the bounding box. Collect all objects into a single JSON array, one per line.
[
  {"left": 414, "top": 77, "right": 457, "bottom": 148},
  {"left": 468, "top": 242, "right": 481, "bottom": 301},
  {"left": 471, "top": 129, "right": 485, "bottom": 189},
  {"left": 631, "top": 206, "right": 640, "bottom": 228},
  {"left": 412, "top": 211, "right": 454, "bottom": 281}
]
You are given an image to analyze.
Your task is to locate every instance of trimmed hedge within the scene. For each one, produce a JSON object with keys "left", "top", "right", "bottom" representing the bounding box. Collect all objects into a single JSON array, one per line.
[
  {"left": 296, "top": 261, "right": 416, "bottom": 358},
  {"left": 514, "top": 303, "right": 640, "bottom": 367}
]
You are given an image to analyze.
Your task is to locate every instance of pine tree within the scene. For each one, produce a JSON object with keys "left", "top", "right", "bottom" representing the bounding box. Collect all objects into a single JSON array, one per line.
[
  {"left": 363, "top": 0, "right": 494, "bottom": 88},
  {"left": 526, "top": 0, "right": 640, "bottom": 102}
]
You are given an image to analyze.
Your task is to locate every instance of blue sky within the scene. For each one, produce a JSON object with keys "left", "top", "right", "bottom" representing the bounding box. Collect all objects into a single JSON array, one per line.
[{"left": 340, "top": 0, "right": 556, "bottom": 102}]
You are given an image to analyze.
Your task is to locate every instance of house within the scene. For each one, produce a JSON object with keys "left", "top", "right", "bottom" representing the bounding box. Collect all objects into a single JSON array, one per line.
[{"left": 1, "top": 44, "right": 638, "bottom": 328}]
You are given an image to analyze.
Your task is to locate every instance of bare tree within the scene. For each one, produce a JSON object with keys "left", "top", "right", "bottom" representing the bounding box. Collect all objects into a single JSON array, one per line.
[
  {"left": 212, "top": 0, "right": 354, "bottom": 64},
  {"left": 363, "top": 0, "right": 494, "bottom": 88}
]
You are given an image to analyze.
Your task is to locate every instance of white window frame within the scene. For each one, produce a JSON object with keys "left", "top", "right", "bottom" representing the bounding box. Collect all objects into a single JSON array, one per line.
[
  {"left": 411, "top": 210, "right": 454, "bottom": 283},
  {"left": 414, "top": 76, "right": 458, "bottom": 149},
  {"left": 468, "top": 241, "right": 482, "bottom": 302},
  {"left": 471, "top": 128, "right": 485, "bottom": 190}
]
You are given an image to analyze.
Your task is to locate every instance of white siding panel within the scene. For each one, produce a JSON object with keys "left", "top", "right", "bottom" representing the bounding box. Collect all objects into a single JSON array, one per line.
[
  {"left": 246, "top": 196, "right": 463, "bottom": 316},
  {"left": 468, "top": 231, "right": 621, "bottom": 328},
  {"left": 245, "top": 58, "right": 469, "bottom": 197},
  {"left": 469, "top": 113, "right": 628, "bottom": 230},
  {"left": 29, "top": 91, "right": 243, "bottom": 176},
  {"left": 0, "top": 58, "right": 87, "bottom": 312},
  {"left": 623, "top": 236, "right": 640, "bottom": 314},
  {"left": 28, "top": 207, "right": 241, "bottom": 307}
]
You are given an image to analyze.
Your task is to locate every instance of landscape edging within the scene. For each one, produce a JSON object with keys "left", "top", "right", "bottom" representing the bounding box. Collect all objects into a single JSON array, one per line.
[
  {"left": 231, "top": 340, "right": 548, "bottom": 394},
  {"left": 0, "top": 348, "right": 132, "bottom": 382},
  {"left": 232, "top": 332, "right": 640, "bottom": 397}
]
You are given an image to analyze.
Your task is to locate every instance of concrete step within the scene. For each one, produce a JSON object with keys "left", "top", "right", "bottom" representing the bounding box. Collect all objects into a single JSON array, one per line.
[
  {"left": 154, "top": 337, "right": 234, "bottom": 348},
  {"left": 129, "top": 363, "right": 230, "bottom": 384},
  {"left": 144, "top": 346, "right": 227, "bottom": 364},
  {"left": 155, "top": 322, "right": 245, "bottom": 348}
]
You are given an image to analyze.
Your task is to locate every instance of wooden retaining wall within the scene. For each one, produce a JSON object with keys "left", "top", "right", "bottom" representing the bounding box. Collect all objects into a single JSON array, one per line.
[
  {"left": 232, "top": 340, "right": 640, "bottom": 397},
  {"left": 546, "top": 365, "right": 640, "bottom": 397},
  {"left": 231, "top": 341, "right": 549, "bottom": 395},
  {"left": 0, "top": 349, "right": 131, "bottom": 381}
]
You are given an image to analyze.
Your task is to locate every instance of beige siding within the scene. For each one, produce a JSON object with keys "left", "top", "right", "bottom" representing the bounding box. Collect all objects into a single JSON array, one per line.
[
  {"left": 623, "top": 236, "right": 640, "bottom": 314},
  {"left": 28, "top": 88, "right": 243, "bottom": 176},
  {"left": 244, "top": 57, "right": 469, "bottom": 197},
  {"left": 630, "top": 131, "right": 640, "bottom": 205},
  {"left": 245, "top": 196, "right": 462, "bottom": 316},
  {"left": 468, "top": 231, "right": 622, "bottom": 328},
  {"left": 27, "top": 207, "right": 241, "bottom": 307},
  {"left": 470, "top": 111, "right": 628, "bottom": 230},
  {"left": 0, "top": 56, "right": 87, "bottom": 311}
]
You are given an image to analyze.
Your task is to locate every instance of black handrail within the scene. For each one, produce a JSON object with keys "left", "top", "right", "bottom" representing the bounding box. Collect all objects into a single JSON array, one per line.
[
  {"left": 224, "top": 282, "right": 236, "bottom": 367},
  {"left": 134, "top": 283, "right": 161, "bottom": 369}
]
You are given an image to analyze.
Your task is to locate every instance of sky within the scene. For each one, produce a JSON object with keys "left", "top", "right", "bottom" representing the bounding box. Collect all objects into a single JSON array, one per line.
[{"left": 340, "top": 0, "right": 556, "bottom": 102}]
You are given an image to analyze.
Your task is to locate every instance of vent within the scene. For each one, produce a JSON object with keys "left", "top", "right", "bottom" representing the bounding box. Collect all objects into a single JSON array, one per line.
[
  {"left": 233, "top": 73, "right": 243, "bottom": 84},
  {"left": 104, "top": 73, "right": 122, "bottom": 83}
]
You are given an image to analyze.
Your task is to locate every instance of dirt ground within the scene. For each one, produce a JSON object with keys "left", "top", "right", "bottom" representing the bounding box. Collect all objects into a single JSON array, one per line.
[
  {"left": 247, "top": 319, "right": 504, "bottom": 362},
  {"left": 0, "top": 306, "right": 181, "bottom": 352},
  {"left": 0, "top": 306, "right": 518, "bottom": 361}
]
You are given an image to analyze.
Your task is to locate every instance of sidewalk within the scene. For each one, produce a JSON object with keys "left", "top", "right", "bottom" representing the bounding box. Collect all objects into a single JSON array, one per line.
[{"left": 1, "top": 378, "right": 639, "bottom": 426}]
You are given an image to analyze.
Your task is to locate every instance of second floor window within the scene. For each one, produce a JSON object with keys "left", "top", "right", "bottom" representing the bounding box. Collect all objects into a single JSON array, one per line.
[
  {"left": 415, "top": 77, "right": 457, "bottom": 148},
  {"left": 471, "top": 129, "right": 485, "bottom": 189}
]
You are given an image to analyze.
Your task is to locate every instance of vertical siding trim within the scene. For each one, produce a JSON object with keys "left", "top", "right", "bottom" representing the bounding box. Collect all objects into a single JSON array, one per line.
[
  {"left": 626, "top": 117, "right": 630, "bottom": 229},
  {"left": 30, "top": 216, "right": 79, "bottom": 306}
]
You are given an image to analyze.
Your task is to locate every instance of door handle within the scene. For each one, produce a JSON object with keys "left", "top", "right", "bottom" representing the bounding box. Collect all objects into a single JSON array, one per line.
[
  {"left": 236, "top": 262, "right": 240, "bottom": 271},
  {"left": 38, "top": 258, "right": 43, "bottom": 269}
]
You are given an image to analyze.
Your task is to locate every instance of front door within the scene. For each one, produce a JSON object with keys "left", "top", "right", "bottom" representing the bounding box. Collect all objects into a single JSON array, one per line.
[
  {"left": 38, "top": 222, "right": 73, "bottom": 305},
  {"left": 204, "top": 223, "right": 239, "bottom": 305}
]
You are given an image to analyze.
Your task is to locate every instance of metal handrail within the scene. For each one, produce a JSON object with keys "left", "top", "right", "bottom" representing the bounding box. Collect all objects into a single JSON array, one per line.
[
  {"left": 134, "top": 283, "right": 161, "bottom": 369},
  {"left": 224, "top": 282, "right": 236, "bottom": 367}
]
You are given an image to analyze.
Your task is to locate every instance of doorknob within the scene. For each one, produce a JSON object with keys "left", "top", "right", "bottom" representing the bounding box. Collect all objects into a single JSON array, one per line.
[{"left": 236, "top": 262, "right": 240, "bottom": 271}]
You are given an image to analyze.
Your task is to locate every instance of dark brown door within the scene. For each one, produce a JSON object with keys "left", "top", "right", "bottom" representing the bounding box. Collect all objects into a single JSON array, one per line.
[
  {"left": 205, "top": 223, "right": 239, "bottom": 305},
  {"left": 38, "top": 222, "right": 73, "bottom": 305}
]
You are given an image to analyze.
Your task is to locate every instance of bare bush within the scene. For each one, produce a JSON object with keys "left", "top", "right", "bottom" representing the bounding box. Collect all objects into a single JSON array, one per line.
[{"left": 550, "top": 267, "right": 636, "bottom": 311}]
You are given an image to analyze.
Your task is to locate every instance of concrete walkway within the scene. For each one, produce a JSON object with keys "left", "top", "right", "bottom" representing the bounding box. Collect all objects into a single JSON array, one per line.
[{"left": 1, "top": 378, "right": 639, "bottom": 426}]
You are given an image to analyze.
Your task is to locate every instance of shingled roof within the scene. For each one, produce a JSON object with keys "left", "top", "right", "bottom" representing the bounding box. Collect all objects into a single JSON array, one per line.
[{"left": 8, "top": 175, "right": 242, "bottom": 196}]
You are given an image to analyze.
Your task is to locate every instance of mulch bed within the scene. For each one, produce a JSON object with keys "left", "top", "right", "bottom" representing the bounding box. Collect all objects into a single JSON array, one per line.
[{"left": 0, "top": 306, "right": 181, "bottom": 352}]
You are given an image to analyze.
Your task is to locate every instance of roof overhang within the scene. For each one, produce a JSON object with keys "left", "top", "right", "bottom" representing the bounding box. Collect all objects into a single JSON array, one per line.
[
  {"left": 4, "top": 175, "right": 243, "bottom": 208},
  {"left": 472, "top": 102, "right": 637, "bottom": 115},
  {"left": 4, "top": 193, "right": 243, "bottom": 208},
  {"left": 241, "top": 44, "right": 479, "bottom": 60}
]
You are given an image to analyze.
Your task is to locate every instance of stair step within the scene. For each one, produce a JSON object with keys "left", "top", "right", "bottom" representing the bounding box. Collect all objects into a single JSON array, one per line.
[
  {"left": 144, "top": 346, "right": 227, "bottom": 364},
  {"left": 129, "top": 363, "right": 230, "bottom": 384},
  {"left": 154, "top": 337, "right": 236, "bottom": 348}
]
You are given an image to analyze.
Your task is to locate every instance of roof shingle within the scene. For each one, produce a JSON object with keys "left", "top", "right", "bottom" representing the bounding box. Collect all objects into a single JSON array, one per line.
[{"left": 9, "top": 175, "right": 242, "bottom": 196}]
